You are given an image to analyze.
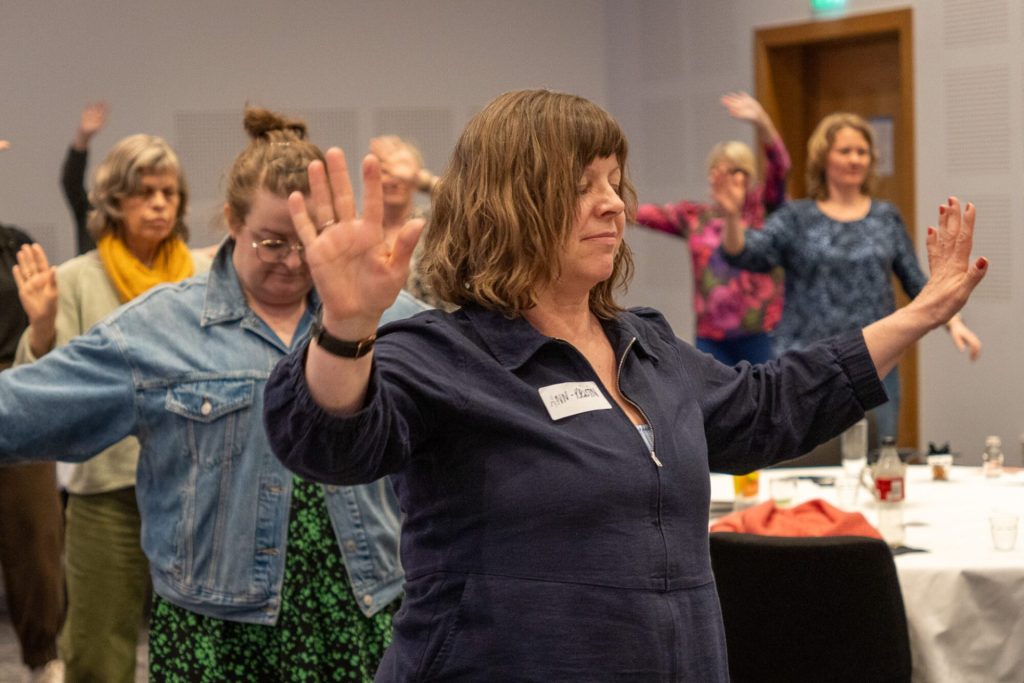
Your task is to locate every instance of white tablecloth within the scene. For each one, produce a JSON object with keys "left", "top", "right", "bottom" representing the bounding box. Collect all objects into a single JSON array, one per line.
[{"left": 711, "top": 466, "right": 1024, "bottom": 683}]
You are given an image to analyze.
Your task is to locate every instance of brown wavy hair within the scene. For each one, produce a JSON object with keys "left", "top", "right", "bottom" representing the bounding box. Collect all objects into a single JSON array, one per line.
[
  {"left": 424, "top": 89, "right": 636, "bottom": 319},
  {"left": 224, "top": 107, "right": 325, "bottom": 229},
  {"left": 87, "top": 134, "right": 189, "bottom": 242},
  {"left": 805, "top": 112, "right": 877, "bottom": 200}
]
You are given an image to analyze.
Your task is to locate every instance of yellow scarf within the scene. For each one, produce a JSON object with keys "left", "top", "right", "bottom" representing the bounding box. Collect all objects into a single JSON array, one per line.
[{"left": 97, "top": 233, "right": 195, "bottom": 302}]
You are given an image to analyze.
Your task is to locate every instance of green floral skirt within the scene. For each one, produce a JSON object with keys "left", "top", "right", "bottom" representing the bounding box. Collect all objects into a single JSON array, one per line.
[{"left": 148, "top": 478, "right": 394, "bottom": 682}]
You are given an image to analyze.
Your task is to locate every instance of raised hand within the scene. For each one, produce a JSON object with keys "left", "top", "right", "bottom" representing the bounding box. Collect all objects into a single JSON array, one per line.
[
  {"left": 74, "top": 102, "right": 109, "bottom": 150},
  {"left": 720, "top": 91, "right": 779, "bottom": 141},
  {"left": 862, "top": 197, "right": 987, "bottom": 379},
  {"left": 720, "top": 92, "right": 764, "bottom": 123},
  {"left": 916, "top": 197, "right": 987, "bottom": 329},
  {"left": 288, "top": 147, "right": 423, "bottom": 337},
  {"left": 709, "top": 165, "right": 747, "bottom": 217},
  {"left": 369, "top": 135, "right": 418, "bottom": 184},
  {"left": 0, "top": 140, "right": 9, "bottom": 152},
  {"left": 368, "top": 135, "right": 401, "bottom": 158},
  {"left": 12, "top": 243, "right": 59, "bottom": 356}
]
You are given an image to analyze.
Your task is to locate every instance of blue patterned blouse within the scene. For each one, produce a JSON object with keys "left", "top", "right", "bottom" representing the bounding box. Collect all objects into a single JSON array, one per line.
[{"left": 722, "top": 199, "right": 927, "bottom": 354}]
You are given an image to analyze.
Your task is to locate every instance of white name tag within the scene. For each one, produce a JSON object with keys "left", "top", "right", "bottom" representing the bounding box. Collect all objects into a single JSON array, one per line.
[{"left": 538, "top": 381, "right": 613, "bottom": 421}]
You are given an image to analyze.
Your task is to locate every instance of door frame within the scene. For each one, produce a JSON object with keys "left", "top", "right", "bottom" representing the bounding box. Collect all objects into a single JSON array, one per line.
[{"left": 754, "top": 8, "right": 918, "bottom": 448}]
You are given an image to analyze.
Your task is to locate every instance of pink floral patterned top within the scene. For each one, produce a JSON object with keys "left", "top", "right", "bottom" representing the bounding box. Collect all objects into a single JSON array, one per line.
[{"left": 634, "top": 137, "right": 790, "bottom": 341}]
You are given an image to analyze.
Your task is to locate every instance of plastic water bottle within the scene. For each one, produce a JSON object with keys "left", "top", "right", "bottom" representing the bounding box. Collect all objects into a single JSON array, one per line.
[
  {"left": 983, "top": 435, "right": 1004, "bottom": 478},
  {"left": 874, "top": 437, "right": 905, "bottom": 547}
]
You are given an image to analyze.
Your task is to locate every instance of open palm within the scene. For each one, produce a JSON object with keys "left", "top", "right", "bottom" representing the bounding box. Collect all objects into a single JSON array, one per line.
[
  {"left": 919, "top": 197, "right": 986, "bottom": 326},
  {"left": 288, "top": 148, "right": 423, "bottom": 332},
  {"left": 13, "top": 243, "right": 58, "bottom": 327}
]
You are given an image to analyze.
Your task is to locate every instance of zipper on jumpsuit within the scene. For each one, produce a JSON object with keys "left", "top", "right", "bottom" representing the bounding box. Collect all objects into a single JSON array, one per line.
[
  {"left": 553, "top": 335, "right": 671, "bottom": 589},
  {"left": 615, "top": 336, "right": 673, "bottom": 592},
  {"left": 616, "top": 338, "right": 662, "bottom": 467}
]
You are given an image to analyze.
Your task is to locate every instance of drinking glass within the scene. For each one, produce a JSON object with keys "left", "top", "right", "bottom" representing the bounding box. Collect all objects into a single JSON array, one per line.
[
  {"left": 835, "top": 476, "right": 859, "bottom": 509},
  {"left": 770, "top": 477, "right": 798, "bottom": 508},
  {"left": 989, "top": 513, "right": 1019, "bottom": 551},
  {"left": 841, "top": 418, "right": 868, "bottom": 477}
]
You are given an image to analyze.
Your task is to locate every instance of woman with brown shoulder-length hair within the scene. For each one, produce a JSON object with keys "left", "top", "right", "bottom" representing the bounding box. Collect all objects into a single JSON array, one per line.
[
  {"left": 264, "top": 89, "right": 986, "bottom": 680},
  {"left": 426, "top": 89, "right": 636, "bottom": 317}
]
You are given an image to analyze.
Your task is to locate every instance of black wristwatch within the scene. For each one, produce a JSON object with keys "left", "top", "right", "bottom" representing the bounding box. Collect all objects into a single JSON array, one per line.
[{"left": 310, "top": 315, "right": 376, "bottom": 359}]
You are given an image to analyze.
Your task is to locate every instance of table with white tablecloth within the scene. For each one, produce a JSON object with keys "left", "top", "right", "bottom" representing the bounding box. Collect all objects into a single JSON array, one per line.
[{"left": 711, "top": 465, "right": 1024, "bottom": 683}]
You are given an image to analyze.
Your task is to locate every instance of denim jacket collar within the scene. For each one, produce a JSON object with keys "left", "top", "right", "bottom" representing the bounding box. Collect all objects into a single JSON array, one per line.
[
  {"left": 200, "top": 240, "right": 248, "bottom": 327},
  {"left": 460, "top": 303, "right": 660, "bottom": 370},
  {"left": 201, "top": 239, "right": 320, "bottom": 347}
]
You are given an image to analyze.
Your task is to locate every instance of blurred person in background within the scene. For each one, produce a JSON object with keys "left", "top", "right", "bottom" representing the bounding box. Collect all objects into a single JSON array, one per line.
[
  {"left": 0, "top": 138, "right": 65, "bottom": 683},
  {"left": 16, "top": 132, "right": 208, "bottom": 683},
  {"left": 369, "top": 135, "right": 449, "bottom": 310},
  {"left": 61, "top": 101, "right": 108, "bottom": 254},
  {"left": 721, "top": 111, "right": 981, "bottom": 439},
  {"left": 634, "top": 92, "right": 789, "bottom": 365},
  {"left": 3, "top": 108, "right": 422, "bottom": 681}
]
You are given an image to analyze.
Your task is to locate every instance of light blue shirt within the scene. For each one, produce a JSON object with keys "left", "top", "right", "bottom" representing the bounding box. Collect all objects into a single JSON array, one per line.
[{"left": 0, "top": 240, "right": 429, "bottom": 624}]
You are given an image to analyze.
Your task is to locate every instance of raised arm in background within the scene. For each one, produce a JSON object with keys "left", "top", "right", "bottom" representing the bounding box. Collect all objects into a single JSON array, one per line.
[{"left": 61, "top": 102, "right": 108, "bottom": 254}]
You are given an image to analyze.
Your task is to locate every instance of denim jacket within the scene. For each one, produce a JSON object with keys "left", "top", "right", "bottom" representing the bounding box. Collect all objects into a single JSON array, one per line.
[{"left": 0, "top": 242, "right": 428, "bottom": 624}]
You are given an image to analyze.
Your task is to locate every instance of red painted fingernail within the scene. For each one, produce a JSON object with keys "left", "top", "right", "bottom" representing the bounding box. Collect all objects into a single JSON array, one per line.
[
  {"left": 927, "top": 226, "right": 935, "bottom": 236},
  {"left": 977, "top": 257, "right": 988, "bottom": 269}
]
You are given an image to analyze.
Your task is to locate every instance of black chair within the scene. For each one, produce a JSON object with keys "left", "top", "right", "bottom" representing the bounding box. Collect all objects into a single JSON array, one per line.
[{"left": 709, "top": 532, "right": 912, "bottom": 683}]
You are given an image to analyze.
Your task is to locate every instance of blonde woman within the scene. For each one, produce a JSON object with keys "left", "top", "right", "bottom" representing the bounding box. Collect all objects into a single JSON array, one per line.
[
  {"left": 722, "top": 112, "right": 981, "bottom": 439},
  {"left": 368, "top": 135, "right": 447, "bottom": 309},
  {"left": 634, "top": 92, "right": 789, "bottom": 364}
]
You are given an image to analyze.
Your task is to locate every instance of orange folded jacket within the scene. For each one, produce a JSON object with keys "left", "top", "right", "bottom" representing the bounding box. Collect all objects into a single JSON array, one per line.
[{"left": 710, "top": 498, "right": 883, "bottom": 540}]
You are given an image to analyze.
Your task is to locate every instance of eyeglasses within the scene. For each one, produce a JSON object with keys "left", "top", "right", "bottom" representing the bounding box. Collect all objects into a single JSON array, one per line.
[
  {"left": 712, "top": 165, "right": 750, "bottom": 177},
  {"left": 251, "top": 238, "right": 305, "bottom": 263}
]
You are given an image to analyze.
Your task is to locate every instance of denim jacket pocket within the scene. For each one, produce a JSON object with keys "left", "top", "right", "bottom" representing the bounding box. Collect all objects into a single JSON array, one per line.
[
  {"left": 163, "top": 378, "right": 269, "bottom": 597},
  {"left": 165, "top": 379, "right": 256, "bottom": 469}
]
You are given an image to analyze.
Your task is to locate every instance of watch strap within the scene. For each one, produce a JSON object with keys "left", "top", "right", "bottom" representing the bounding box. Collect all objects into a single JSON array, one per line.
[{"left": 310, "top": 319, "right": 376, "bottom": 358}]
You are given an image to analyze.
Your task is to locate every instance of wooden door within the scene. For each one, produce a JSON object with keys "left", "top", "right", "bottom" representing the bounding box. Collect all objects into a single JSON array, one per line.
[{"left": 755, "top": 9, "right": 918, "bottom": 448}]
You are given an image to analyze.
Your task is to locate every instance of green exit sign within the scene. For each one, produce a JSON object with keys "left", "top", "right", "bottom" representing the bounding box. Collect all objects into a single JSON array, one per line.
[{"left": 811, "top": 0, "right": 847, "bottom": 12}]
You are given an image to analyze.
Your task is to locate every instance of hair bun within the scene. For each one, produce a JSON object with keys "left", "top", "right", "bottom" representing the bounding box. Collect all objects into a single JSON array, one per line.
[{"left": 243, "top": 106, "right": 308, "bottom": 140}]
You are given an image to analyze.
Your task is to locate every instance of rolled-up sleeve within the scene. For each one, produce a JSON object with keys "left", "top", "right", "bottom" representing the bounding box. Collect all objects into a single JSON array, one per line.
[{"left": 695, "top": 330, "right": 886, "bottom": 473}]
